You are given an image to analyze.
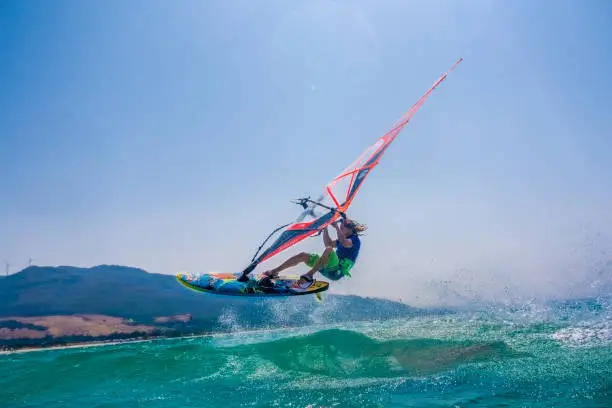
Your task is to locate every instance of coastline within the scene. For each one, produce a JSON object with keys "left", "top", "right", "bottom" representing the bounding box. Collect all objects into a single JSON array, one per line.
[{"left": 0, "top": 333, "right": 211, "bottom": 355}]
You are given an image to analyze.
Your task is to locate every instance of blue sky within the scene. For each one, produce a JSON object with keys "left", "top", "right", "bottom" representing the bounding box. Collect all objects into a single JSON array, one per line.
[{"left": 2, "top": 0, "right": 611, "bottom": 305}]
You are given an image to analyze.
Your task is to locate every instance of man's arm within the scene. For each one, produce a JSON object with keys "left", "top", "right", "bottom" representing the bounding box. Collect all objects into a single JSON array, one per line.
[
  {"left": 333, "top": 223, "right": 353, "bottom": 247},
  {"left": 323, "top": 227, "right": 336, "bottom": 247}
]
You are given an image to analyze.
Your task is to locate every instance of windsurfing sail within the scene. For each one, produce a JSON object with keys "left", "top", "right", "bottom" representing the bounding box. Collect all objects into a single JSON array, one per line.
[{"left": 240, "top": 58, "right": 463, "bottom": 276}]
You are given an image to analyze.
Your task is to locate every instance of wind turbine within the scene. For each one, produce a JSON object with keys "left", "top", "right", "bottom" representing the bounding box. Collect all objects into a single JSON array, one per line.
[
  {"left": 4, "top": 260, "right": 10, "bottom": 277},
  {"left": 27, "top": 257, "right": 35, "bottom": 267}
]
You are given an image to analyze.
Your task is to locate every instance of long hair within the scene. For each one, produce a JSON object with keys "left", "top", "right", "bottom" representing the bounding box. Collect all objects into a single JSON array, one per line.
[{"left": 345, "top": 219, "right": 368, "bottom": 236}]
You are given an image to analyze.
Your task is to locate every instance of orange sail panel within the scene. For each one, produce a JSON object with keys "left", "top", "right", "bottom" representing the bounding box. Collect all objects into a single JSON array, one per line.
[{"left": 325, "top": 57, "right": 463, "bottom": 213}]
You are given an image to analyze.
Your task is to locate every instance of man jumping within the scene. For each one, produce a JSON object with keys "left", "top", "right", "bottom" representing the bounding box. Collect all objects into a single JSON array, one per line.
[{"left": 259, "top": 218, "right": 366, "bottom": 289}]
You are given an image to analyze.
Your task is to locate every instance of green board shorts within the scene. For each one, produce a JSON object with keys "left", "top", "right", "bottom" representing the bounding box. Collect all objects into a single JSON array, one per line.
[{"left": 306, "top": 251, "right": 354, "bottom": 281}]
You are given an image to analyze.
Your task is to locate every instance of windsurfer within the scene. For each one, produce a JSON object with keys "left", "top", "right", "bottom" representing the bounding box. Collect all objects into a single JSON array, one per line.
[{"left": 259, "top": 218, "right": 366, "bottom": 289}]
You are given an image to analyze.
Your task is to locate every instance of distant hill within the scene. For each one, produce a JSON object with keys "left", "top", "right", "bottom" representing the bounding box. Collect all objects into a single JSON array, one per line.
[
  {"left": 0, "top": 265, "right": 441, "bottom": 349},
  {"left": 0, "top": 265, "right": 233, "bottom": 320}
]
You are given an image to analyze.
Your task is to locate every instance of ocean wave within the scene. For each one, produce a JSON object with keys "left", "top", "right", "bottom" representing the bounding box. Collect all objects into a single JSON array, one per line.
[{"left": 134, "top": 327, "right": 524, "bottom": 381}]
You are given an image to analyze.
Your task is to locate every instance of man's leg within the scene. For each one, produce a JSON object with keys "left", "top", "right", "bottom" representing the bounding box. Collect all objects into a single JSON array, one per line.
[
  {"left": 262, "top": 252, "right": 311, "bottom": 278},
  {"left": 300, "top": 246, "right": 335, "bottom": 282}
]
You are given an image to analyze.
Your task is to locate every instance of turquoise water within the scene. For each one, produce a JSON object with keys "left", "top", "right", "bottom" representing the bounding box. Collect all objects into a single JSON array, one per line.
[{"left": 2, "top": 298, "right": 611, "bottom": 407}]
